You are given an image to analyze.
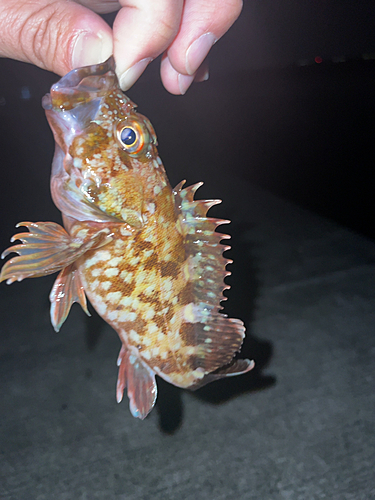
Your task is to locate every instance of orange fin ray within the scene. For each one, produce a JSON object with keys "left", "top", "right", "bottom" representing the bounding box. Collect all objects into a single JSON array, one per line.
[
  {"left": 49, "top": 263, "right": 90, "bottom": 332},
  {"left": 116, "top": 346, "right": 157, "bottom": 420},
  {"left": 173, "top": 181, "right": 254, "bottom": 376},
  {"left": 0, "top": 221, "right": 112, "bottom": 284}
]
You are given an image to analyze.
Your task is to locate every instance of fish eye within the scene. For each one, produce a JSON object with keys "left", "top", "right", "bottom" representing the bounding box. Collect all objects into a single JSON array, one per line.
[
  {"left": 120, "top": 127, "right": 136, "bottom": 147},
  {"left": 116, "top": 119, "right": 148, "bottom": 155}
]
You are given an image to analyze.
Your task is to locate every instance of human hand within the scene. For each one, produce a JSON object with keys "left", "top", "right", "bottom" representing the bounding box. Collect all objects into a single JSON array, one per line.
[{"left": 0, "top": 0, "right": 242, "bottom": 95}]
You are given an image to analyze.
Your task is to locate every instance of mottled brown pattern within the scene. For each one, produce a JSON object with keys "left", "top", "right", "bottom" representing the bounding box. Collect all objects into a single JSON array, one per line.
[
  {"left": 142, "top": 254, "right": 158, "bottom": 270},
  {"left": 167, "top": 241, "right": 185, "bottom": 266},
  {"left": 179, "top": 322, "right": 199, "bottom": 347},
  {"left": 137, "top": 291, "right": 158, "bottom": 305},
  {"left": 136, "top": 240, "right": 154, "bottom": 251},
  {"left": 177, "top": 283, "right": 194, "bottom": 306},
  {"left": 160, "top": 261, "right": 180, "bottom": 277},
  {"left": 116, "top": 281, "right": 136, "bottom": 297},
  {"left": 164, "top": 308, "right": 174, "bottom": 323},
  {"left": 69, "top": 123, "right": 109, "bottom": 159},
  {"left": 153, "top": 314, "right": 168, "bottom": 331}
]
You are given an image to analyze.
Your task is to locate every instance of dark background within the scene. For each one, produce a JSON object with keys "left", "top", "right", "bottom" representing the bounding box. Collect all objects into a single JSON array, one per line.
[{"left": 0, "top": 0, "right": 375, "bottom": 245}]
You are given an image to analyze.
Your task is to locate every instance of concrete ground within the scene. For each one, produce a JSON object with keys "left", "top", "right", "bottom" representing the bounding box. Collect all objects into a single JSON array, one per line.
[
  {"left": 0, "top": 44, "right": 374, "bottom": 499},
  {"left": 1, "top": 175, "right": 374, "bottom": 499}
]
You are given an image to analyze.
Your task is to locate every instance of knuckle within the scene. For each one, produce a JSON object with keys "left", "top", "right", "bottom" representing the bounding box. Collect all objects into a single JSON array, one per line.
[
  {"left": 186, "top": 0, "right": 243, "bottom": 35},
  {"left": 13, "top": 2, "right": 69, "bottom": 70},
  {"left": 147, "top": 2, "right": 181, "bottom": 47},
  {"left": 157, "top": 17, "right": 179, "bottom": 45}
]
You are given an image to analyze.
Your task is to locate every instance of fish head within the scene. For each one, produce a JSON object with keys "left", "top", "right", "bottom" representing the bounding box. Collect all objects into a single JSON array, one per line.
[{"left": 42, "top": 58, "right": 163, "bottom": 227}]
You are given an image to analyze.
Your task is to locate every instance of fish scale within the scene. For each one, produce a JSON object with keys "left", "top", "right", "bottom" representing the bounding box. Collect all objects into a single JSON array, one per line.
[{"left": 0, "top": 58, "right": 254, "bottom": 419}]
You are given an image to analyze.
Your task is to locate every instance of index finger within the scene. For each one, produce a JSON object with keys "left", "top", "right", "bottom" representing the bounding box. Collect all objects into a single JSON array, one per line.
[
  {"left": 113, "top": 0, "right": 183, "bottom": 90},
  {"left": 161, "top": 0, "right": 242, "bottom": 94}
]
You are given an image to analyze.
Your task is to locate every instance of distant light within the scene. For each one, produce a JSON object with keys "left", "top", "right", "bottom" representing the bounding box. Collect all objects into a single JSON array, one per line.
[
  {"left": 314, "top": 56, "right": 323, "bottom": 64},
  {"left": 21, "top": 86, "right": 31, "bottom": 100}
]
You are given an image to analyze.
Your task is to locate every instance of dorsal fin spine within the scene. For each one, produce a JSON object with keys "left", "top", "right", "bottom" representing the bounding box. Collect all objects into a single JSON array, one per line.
[{"left": 171, "top": 181, "right": 249, "bottom": 374}]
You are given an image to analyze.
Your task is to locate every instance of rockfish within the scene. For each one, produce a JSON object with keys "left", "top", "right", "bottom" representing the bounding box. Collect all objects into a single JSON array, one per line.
[{"left": 0, "top": 58, "right": 253, "bottom": 419}]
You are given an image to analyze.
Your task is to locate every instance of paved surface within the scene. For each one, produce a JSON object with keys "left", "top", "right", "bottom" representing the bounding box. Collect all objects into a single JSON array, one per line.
[
  {"left": 1, "top": 176, "right": 374, "bottom": 499},
  {"left": 0, "top": 54, "right": 374, "bottom": 499}
]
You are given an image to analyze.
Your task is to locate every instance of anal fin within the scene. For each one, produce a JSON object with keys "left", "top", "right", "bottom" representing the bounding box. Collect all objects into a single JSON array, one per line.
[{"left": 116, "top": 345, "right": 157, "bottom": 420}]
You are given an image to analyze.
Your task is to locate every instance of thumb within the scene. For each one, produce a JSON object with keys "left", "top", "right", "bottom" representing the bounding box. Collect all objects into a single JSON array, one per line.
[{"left": 0, "top": 0, "right": 113, "bottom": 75}]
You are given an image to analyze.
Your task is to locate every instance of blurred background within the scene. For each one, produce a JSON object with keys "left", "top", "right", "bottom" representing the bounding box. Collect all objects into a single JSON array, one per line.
[{"left": 0, "top": 0, "right": 374, "bottom": 247}]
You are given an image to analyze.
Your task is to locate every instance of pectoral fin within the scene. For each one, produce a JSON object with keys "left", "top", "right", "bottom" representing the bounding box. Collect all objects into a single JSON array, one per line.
[
  {"left": 116, "top": 345, "right": 157, "bottom": 420},
  {"left": 0, "top": 221, "right": 112, "bottom": 284}
]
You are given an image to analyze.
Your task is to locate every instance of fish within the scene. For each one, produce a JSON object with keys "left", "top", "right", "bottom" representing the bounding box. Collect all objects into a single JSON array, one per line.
[{"left": 0, "top": 58, "right": 254, "bottom": 419}]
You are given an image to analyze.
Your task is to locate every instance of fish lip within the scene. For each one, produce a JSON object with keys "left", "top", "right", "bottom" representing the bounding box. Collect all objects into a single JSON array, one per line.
[
  {"left": 44, "top": 57, "right": 117, "bottom": 113},
  {"left": 42, "top": 93, "right": 52, "bottom": 110},
  {"left": 52, "top": 57, "right": 115, "bottom": 93}
]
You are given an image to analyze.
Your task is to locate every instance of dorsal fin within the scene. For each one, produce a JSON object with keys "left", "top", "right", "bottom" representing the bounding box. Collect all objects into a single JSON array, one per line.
[{"left": 173, "top": 181, "right": 252, "bottom": 377}]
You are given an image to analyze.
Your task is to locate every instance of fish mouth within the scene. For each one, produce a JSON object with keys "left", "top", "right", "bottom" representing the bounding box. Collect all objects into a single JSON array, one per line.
[
  {"left": 42, "top": 57, "right": 117, "bottom": 111},
  {"left": 54, "top": 57, "right": 115, "bottom": 91},
  {"left": 42, "top": 92, "right": 52, "bottom": 110}
]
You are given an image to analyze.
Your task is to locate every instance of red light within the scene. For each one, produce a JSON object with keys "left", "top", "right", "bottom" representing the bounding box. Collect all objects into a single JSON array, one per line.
[{"left": 315, "top": 56, "right": 323, "bottom": 64}]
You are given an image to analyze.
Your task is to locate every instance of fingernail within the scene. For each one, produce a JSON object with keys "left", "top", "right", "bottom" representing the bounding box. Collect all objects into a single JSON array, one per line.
[
  {"left": 178, "top": 73, "right": 194, "bottom": 95},
  {"left": 118, "top": 58, "right": 152, "bottom": 91},
  {"left": 186, "top": 32, "right": 216, "bottom": 76},
  {"left": 72, "top": 31, "right": 113, "bottom": 69},
  {"left": 194, "top": 64, "right": 209, "bottom": 82},
  {"left": 200, "top": 68, "right": 209, "bottom": 81}
]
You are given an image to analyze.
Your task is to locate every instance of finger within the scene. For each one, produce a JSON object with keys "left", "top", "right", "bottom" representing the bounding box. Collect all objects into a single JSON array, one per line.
[
  {"left": 167, "top": 0, "right": 243, "bottom": 76},
  {"left": 0, "top": 0, "right": 113, "bottom": 75},
  {"left": 160, "top": 54, "right": 208, "bottom": 94},
  {"left": 113, "top": 0, "right": 183, "bottom": 90},
  {"left": 160, "top": 54, "right": 195, "bottom": 95}
]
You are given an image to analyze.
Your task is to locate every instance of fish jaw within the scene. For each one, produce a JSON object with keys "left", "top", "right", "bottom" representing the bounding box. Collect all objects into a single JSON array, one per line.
[
  {"left": 42, "top": 58, "right": 118, "bottom": 151},
  {"left": 42, "top": 58, "right": 118, "bottom": 115}
]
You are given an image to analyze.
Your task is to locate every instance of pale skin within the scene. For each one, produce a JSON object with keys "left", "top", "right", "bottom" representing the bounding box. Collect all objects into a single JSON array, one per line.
[{"left": 0, "top": 0, "right": 242, "bottom": 95}]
